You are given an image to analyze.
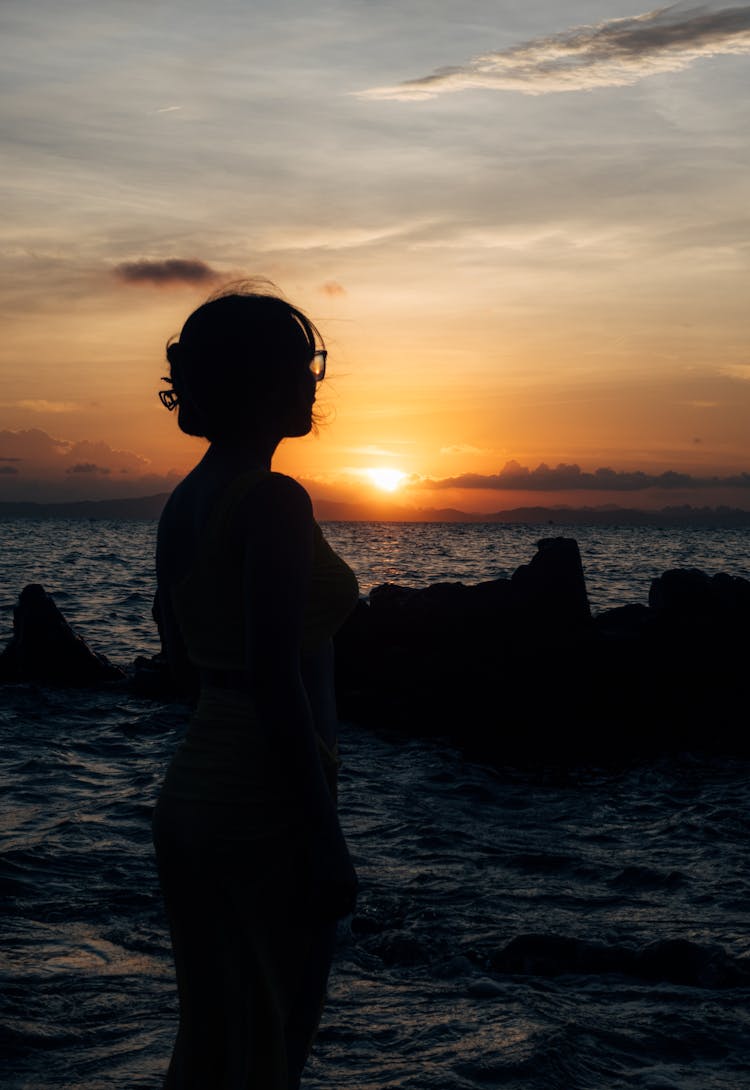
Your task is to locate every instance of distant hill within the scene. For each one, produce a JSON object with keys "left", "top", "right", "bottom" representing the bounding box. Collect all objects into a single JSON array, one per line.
[
  {"left": 2, "top": 493, "right": 750, "bottom": 526},
  {"left": 469, "top": 504, "right": 750, "bottom": 527},
  {"left": 0, "top": 494, "right": 170, "bottom": 520}
]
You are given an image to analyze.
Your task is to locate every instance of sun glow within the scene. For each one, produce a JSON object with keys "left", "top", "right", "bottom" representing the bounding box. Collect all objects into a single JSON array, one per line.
[{"left": 365, "top": 467, "right": 407, "bottom": 492}]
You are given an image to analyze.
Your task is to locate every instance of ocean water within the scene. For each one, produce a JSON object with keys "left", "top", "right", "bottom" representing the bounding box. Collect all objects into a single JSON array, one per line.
[{"left": 1, "top": 518, "right": 749, "bottom": 1089}]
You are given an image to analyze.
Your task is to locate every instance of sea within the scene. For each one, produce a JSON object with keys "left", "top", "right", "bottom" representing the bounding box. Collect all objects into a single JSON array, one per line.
[{"left": 1, "top": 518, "right": 749, "bottom": 1090}]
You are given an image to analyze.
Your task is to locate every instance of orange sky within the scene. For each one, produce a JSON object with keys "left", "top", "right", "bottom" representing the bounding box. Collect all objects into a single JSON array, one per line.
[{"left": 2, "top": 1, "right": 749, "bottom": 516}]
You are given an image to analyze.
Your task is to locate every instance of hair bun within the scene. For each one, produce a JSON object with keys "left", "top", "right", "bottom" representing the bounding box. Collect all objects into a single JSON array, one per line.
[{"left": 166, "top": 341, "right": 183, "bottom": 369}]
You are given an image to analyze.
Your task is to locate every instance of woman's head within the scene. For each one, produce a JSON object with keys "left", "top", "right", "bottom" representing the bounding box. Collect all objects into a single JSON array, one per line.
[{"left": 160, "top": 282, "right": 325, "bottom": 442}]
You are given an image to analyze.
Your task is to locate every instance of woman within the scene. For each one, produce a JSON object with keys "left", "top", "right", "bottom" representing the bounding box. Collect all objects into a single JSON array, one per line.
[{"left": 152, "top": 284, "right": 359, "bottom": 1089}]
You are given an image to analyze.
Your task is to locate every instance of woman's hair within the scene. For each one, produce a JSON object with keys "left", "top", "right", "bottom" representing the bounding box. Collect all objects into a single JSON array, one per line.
[{"left": 161, "top": 281, "right": 323, "bottom": 441}]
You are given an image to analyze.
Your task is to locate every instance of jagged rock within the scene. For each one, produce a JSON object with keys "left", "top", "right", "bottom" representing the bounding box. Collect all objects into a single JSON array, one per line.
[
  {"left": 592, "top": 602, "right": 652, "bottom": 640},
  {"left": 334, "top": 541, "right": 750, "bottom": 762},
  {"left": 649, "top": 568, "right": 750, "bottom": 640},
  {"left": 490, "top": 933, "right": 750, "bottom": 988},
  {"left": 0, "top": 584, "right": 125, "bottom": 686},
  {"left": 508, "top": 536, "right": 591, "bottom": 629},
  {"left": 491, "top": 933, "right": 633, "bottom": 977},
  {"left": 129, "top": 652, "right": 176, "bottom": 699},
  {"left": 335, "top": 537, "right": 596, "bottom": 756}
]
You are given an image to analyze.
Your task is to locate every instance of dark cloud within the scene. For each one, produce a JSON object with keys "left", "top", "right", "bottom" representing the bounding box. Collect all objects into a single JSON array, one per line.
[
  {"left": 0, "top": 429, "right": 150, "bottom": 478},
  {"left": 66, "top": 463, "right": 111, "bottom": 475},
  {"left": 113, "top": 258, "right": 221, "bottom": 286},
  {"left": 0, "top": 465, "right": 19, "bottom": 475},
  {"left": 0, "top": 428, "right": 69, "bottom": 462},
  {"left": 362, "top": 4, "right": 750, "bottom": 98},
  {"left": 420, "top": 461, "right": 750, "bottom": 492}
]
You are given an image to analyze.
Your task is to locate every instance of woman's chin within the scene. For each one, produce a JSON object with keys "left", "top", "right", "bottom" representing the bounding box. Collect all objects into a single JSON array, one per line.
[{"left": 284, "top": 416, "right": 314, "bottom": 439}]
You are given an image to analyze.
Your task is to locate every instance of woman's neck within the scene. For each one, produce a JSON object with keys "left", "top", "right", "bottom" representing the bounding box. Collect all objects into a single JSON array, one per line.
[{"left": 203, "top": 434, "right": 280, "bottom": 472}]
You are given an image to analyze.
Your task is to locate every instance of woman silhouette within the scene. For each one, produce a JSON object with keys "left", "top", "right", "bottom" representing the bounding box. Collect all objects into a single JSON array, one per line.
[{"left": 152, "top": 284, "right": 359, "bottom": 1089}]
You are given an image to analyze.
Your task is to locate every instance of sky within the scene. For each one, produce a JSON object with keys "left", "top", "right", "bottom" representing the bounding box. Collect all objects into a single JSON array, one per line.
[{"left": 1, "top": 0, "right": 749, "bottom": 515}]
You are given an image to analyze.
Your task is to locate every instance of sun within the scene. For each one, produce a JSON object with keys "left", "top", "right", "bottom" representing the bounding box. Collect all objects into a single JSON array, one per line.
[{"left": 365, "top": 467, "right": 407, "bottom": 492}]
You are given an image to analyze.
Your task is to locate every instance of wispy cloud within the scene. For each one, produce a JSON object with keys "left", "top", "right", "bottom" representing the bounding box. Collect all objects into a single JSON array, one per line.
[
  {"left": 13, "top": 399, "right": 79, "bottom": 414},
  {"left": 419, "top": 460, "right": 750, "bottom": 491},
  {"left": 319, "top": 281, "right": 347, "bottom": 297},
  {"left": 720, "top": 363, "right": 750, "bottom": 381},
  {"left": 440, "top": 444, "right": 488, "bottom": 455},
  {"left": 257, "top": 221, "right": 433, "bottom": 252},
  {"left": 360, "top": 4, "right": 750, "bottom": 99},
  {"left": 113, "top": 258, "right": 221, "bottom": 286},
  {"left": 337, "top": 445, "right": 406, "bottom": 458}
]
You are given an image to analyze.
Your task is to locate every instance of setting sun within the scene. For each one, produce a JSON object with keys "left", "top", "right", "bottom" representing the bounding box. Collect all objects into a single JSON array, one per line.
[{"left": 366, "top": 468, "right": 407, "bottom": 493}]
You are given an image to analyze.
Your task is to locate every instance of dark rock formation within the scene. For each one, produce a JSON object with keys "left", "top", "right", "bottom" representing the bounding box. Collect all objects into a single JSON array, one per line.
[
  {"left": 490, "top": 933, "right": 750, "bottom": 989},
  {"left": 334, "top": 541, "right": 750, "bottom": 763},
  {"left": 0, "top": 584, "right": 125, "bottom": 686}
]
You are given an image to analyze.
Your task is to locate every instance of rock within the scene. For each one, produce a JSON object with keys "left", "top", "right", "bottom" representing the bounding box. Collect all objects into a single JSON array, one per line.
[
  {"left": 490, "top": 933, "right": 750, "bottom": 988},
  {"left": 592, "top": 603, "right": 652, "bottom": 641},
  {"left": 508, "top": 536, "right": 591, "bottom": 630},
  {"left": 129, "top": 652, "right": 175, "bottom": 698},
  {"left": 490, "top": 933, "right": 634, "bottom": 978},
  {"left": 649, "top": 568, "right": 750, "bottom": 643},
  {"left": 334, "top": 540, "right": 750, "bottom": 762},
  {"left": 635, "top": 938, "right": 750, "bottom": 989},
  {"left": 0, "top": 584, "right": 125, "bottom": 685},
  {"left": 335, "top": 537, "right": 596, "bottom": 759}
]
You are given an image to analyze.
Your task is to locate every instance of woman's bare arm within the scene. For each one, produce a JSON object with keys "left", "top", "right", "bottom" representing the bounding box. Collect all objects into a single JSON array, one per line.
[
  {"left": 241, "top": 474, "right": 332, "bottom": 817},
  {"left": 155, "top": 498, "right": 198, "bottom": 697},
  {"left": 241, "top": 473, "right": 357, "bottom": 917}
]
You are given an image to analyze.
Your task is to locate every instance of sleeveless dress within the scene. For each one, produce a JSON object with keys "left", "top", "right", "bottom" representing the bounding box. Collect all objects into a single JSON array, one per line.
[{"left": 152, "top": 469, "right": 359, "bottom": 1090}]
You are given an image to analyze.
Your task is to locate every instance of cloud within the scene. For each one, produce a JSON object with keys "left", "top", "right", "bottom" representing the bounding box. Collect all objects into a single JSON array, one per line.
[
  {"left": 419, "top": 460, "right": 750, "bottom": 491},
  {"left": 113, "top": 258, "right": 221, "bottom": 286},
  {"left": 0, "top": 429, "right": 150, "bottom": 477},
  {"left": 66, "top": 462, "right": 110, "bottom": 475},
  {"left": 360, "top": 3, "right": 750, "bottom": 99},
  {"left": 339, "top": 445, "right": 404, "bottom": 457},
  {"left": 0, "top": 429, "right": 69, "bottom": 464},
  {"left": 720, "top": 363, "right": 750, "bottom": 381},
  {"left": 13, "top": 399, "right": 79, "bottom": 413},
  {"left": 0, "top": 428, "right": 181, "bottom": 502},
  {"left": 319, "top": 281, "right": 346, "bottom": 296},
  {"left": 440, "top": 444, "right": 486, "bottom": 455},
  {"left": 257, "top": 221, "right": 432, "bottom": 252}
]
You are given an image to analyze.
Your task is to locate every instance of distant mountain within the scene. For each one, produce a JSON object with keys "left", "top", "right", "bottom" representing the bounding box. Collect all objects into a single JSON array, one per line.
[
  {"left": 475, "top": 505, "right": 750, "bottom": 527},
  {"left": 0, "top": 494, "right": 170, "bottom": 519},
  {"left": 2, "top": 493, "right": 750, "bottom": 526}
]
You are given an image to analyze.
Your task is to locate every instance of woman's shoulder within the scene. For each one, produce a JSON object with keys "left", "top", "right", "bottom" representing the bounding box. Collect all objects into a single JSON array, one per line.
[
  {"left": 260, "top": 470, "right": 311, "bottom": 502},
  {"left": 157, "top": 474, "right": 200, "bottom": 541},
  {"left": 239, "top": 471, "right": 313, "bottom": 531}
]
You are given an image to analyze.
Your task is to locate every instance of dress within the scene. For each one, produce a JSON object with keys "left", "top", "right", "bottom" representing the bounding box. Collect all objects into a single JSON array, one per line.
[{"left": 152, "top": 469, "right": 359, "bottom": 1090}]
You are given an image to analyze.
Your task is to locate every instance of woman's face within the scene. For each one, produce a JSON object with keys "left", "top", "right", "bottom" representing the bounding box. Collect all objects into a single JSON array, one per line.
[{"left": 278, "top": 362, "right": 317, "bottom": 438}]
